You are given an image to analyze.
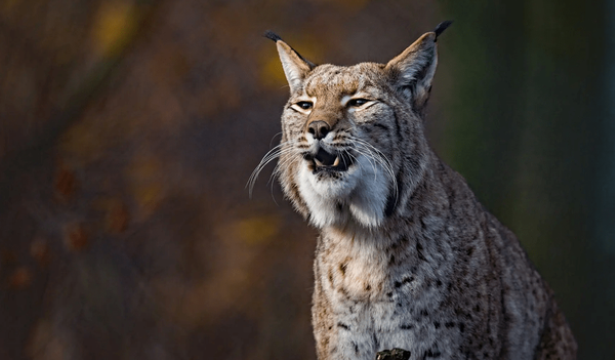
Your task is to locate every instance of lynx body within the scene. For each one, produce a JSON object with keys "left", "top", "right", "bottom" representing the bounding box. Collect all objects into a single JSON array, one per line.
[{"left": 257, "top": 25, "right": 577, "bottom": 360}]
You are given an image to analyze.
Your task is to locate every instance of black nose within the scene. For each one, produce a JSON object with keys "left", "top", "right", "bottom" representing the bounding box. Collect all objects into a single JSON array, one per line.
[{"left": 308, "top": 120, "right": 330, "bottom": 140}]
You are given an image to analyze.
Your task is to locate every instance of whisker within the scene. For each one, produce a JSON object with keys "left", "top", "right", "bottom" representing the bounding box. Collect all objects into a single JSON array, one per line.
[
  {"left": 249, "top": 151, "right": 293, "bottom": 197},
  {"left": 353, "top": 146, "right": 379, "bottom": 180},
  {"left": 354, "top": 140, "right": 396, "bottom": 180},
  {"left": 353, "top": 140, "right": 388, "bottom": 177},
  {"left": 350, "top": 137, "right": 399, "bottom": 203},
  {"left": 248, "top": 142, "right": 297, "bottom": 197},
  {"left": 268, "top": 152, "right": 302, "bottom": 204},
  {"left": 269, "top": 152, "right": 300, "bottom": 187},
  {"left": 269, "top": 132, "right": 283, "bottom": 148},
  {"left": 249, "top": 149, "right": 293, "bottom": 191}
]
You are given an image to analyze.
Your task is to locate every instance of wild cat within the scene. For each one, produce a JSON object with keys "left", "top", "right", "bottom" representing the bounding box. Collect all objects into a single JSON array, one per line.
[{"left": 250, "top": 22, "right": 577, "bottom": 360}]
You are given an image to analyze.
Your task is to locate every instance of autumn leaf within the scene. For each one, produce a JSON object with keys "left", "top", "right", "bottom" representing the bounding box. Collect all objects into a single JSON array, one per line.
[
  {"left": 30, "top": 238, "right": 51, "bottom": 267},
  {"left": 91, "top": 0, "right": 137, "bottom": 57},
  {"left": 64, "top": 223, "right": 88, "bottom": 252},
  {"left": 105, "top": 198, "right": 130, "bottom": 234},
  {"left": 219, "top": 215, "right": 280, "bottom": 246},
  {"left": 54, "top": 161, "right": 77, "bottom": 202},
  {"left": 8, "top": 267, "right": 32, "bottom": 289},
  {"left": 128, "top": 153, "right": 165, "bottom": 221}
]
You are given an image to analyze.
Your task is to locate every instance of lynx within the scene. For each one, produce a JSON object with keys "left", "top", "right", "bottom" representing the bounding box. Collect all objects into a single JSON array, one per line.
[{"left": 252, "top": 22, "right": 577, "bottom": 360}]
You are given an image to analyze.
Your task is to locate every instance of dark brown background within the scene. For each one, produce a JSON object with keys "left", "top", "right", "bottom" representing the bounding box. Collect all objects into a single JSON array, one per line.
[{"left": 1, "top": 0, "right": 614, "bottom": 359}]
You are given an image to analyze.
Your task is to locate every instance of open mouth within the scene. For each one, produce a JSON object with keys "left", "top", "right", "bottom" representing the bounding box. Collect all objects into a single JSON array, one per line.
[{"left": 304, "top": 147, "right": 354, "bottom": 173}]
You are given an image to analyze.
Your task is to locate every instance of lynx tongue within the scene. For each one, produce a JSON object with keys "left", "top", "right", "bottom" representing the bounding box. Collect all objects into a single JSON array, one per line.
[{"left": 314, "top": 148, "right": 338, "bottom": 167}]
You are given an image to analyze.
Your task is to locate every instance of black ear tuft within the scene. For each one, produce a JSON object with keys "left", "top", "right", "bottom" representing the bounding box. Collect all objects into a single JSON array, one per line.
[
  {"left": 434, "top": 20, "right": 453, "bottom": 41},
  {"left": 264, "top": 30, "right": 317, "bottom": 69},
  {"left": 264, "top": 30, "right": 283, "bottom": 42}
]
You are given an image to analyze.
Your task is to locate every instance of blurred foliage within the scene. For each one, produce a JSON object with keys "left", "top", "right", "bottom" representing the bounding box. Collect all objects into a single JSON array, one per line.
[
  {"left": 92, "top": 0, "right": 138, "bottom": 57},
  {"left": 0, "top": 0, "right": 613, "bottom": 359}
]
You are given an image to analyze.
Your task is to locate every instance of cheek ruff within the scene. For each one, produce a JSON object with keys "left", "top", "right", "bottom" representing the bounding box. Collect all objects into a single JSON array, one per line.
[{"left": 296, "top": 152, "right": 391, "bottom": 228}]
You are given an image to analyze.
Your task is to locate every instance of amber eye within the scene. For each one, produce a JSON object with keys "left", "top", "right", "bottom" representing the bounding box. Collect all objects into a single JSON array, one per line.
[
  {"left": 348, "top": 98, "right": 369, "bottom": 107},
  {"left": 296, "top": 101, "right": 313, "bottom": 110}
]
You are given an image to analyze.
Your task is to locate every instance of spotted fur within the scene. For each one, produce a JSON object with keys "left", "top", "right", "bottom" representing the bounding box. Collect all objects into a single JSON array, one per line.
[{"left": 260, "top": 27, "right": 577, "bottom": 360}]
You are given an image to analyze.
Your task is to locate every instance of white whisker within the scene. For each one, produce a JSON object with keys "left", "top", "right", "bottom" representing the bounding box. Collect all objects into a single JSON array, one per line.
[
  {"left": 350, "top": 137, "right": 399, "bottom": 204},
  {"left": 248, "top": 141, "right": 298, "bottom": 197}
]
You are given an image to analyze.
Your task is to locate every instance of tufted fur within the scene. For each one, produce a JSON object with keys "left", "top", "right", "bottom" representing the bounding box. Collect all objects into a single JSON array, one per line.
[{"left": 255, "top": 25, "right": 577, "bottom": 360}]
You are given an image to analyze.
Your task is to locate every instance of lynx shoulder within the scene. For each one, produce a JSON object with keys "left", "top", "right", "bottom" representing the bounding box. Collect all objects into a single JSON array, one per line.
[{"left": 253, "top": 23, "right": 577, "bottom": 360}]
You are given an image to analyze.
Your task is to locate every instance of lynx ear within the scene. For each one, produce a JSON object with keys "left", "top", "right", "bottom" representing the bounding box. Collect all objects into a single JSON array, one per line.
[
  {"left": 385, "top": 21, "right": 451, "bottom": 113},
  {"left": 264, "top": 31, "right": 315, "bottom": 93}
]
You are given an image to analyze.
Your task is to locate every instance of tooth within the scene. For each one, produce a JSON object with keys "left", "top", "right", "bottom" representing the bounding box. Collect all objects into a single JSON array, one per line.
[
  {"left": 333, "top": 156, "right": 340, "bottom": 167},
  {"left": 315, "top": 159, "right": 324, "bottom": 167}
]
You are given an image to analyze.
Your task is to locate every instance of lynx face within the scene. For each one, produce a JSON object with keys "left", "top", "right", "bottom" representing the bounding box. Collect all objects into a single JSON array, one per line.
[
  {"left": 280, "top": 64, "right": 402, "bottom": 228},
  {"left": 254, "top": 31, "right": 440, "bottom": 229}
]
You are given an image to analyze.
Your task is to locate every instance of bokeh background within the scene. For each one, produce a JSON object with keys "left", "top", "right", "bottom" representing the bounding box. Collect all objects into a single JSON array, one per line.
[{"left": 1, "top": 0, "right": 613, "bottom": 359}]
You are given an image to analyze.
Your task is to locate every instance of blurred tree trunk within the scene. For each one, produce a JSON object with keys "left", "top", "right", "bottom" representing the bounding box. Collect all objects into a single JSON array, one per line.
[{"left": 438, "top": 0, "right": 613, "bottom": 358}]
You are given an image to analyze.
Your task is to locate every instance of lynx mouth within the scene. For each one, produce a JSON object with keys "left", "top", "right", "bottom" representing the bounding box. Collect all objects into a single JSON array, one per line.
[{"left": 304, "top": 148, "right": 354, "bottom": 173}]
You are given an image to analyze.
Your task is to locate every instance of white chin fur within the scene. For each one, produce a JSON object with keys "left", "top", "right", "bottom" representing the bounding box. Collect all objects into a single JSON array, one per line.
[{"left": 296, "top": 155, "right": 391, "bottom": 228}]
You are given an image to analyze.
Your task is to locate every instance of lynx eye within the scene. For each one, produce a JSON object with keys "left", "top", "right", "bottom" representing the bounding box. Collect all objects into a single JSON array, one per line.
[
  {"left": 296, "top": 101, "right": 313, "bottom": 110},
  {"left": 348, "top": 98, "right": 369, "bottom": 107}
]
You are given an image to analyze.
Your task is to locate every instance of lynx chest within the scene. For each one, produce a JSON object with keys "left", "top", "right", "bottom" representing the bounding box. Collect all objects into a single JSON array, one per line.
[{"left": 313, "top": 229, "right": 457, "bottom": 359}]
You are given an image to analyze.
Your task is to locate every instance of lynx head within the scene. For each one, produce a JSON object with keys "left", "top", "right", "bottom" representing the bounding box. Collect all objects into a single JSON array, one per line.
[{"left": 251, "top": 23, "right": 451, "bottom": 229}]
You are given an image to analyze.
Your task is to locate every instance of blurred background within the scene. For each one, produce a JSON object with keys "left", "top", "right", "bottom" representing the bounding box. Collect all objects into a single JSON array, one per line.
[{"left": 0, "top": 0, "right": 613, "bottom": 359}]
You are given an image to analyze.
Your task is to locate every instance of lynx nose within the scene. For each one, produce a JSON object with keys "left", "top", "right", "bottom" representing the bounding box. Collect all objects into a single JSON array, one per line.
[{"left": 307, "top": 120, "right": 330, "bottom": 140}]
